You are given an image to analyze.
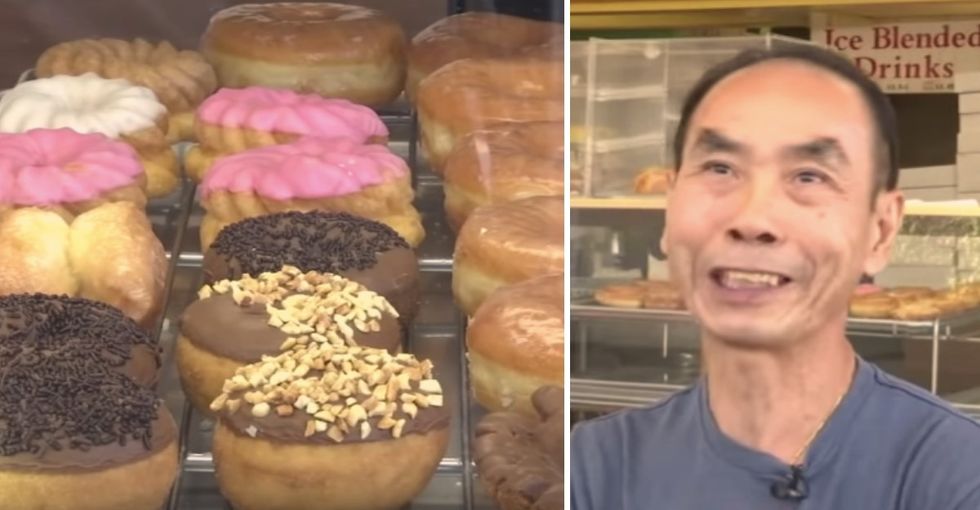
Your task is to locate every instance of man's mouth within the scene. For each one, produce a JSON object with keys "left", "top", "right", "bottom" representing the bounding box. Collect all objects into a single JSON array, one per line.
[{"left": 710, "top": 268, "right": 792, "bottom": 290}]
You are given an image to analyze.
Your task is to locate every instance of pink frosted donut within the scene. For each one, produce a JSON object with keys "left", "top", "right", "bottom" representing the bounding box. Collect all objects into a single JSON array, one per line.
[
  {"left": 197, "top": 86, "right": 389, "bottom": 141},
  {"left": 200, "top": 137, "right": 407, "bottom": 200},
  {"left": 0, "top": 128, "right": 143, "bottom": 206}
]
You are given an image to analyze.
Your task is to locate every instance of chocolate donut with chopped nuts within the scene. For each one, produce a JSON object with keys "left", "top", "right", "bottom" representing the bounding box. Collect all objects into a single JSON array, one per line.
[
  {"left": 473, "top": 386, "right": 563, "bottom": 510},
  {"left": 203, "top": 211, "right": 420, "bottom": 324},
  {"left": 210, "top": 344, "right": 450, "bottom": 510},
  {"left": 0, "top": 294, "right": 178, "bottom": 510},
  {"left": 177, "top": 267, "right": 402, "bottom": 414}
]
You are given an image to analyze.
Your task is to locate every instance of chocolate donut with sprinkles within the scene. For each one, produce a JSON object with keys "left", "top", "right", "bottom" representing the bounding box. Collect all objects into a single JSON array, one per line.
[
  {"left": 203, "top": 211, "right": 419, "bottom": 325},
  {"left": 0, "top": 294, "right": 178, "bottom": 510}
]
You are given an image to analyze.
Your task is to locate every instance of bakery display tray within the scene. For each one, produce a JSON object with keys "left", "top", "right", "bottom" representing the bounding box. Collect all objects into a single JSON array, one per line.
[
  {"left": 570, "top": 279, "right": 980, "bottom": 340},
  {"left": 144, "top": 122, "right": 494, "bottom": 509}
]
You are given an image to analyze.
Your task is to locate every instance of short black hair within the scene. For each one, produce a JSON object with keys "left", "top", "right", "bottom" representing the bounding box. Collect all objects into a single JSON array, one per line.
[{"left": 672, "top": 44, "right": 900, "bottom": 193}]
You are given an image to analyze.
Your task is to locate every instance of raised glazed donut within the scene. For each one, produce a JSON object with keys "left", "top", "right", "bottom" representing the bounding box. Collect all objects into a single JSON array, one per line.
[
  {"left": 201, "top": 3, "right": 407, "bottom": 107},
  {"left": 417, "top": 58, "right": 563, "bottom": 171},
  {"left": 203, "top": 211, "right": 419, "bottom": 324},
  {"left": 198, "top": 137, "right": 423, "bottom": 250},
  {"left": 210, "top": 344, "right": 449, "bottom": 510},
  {"left": 0, "top": 74, "right": 179, "bottom": 197},
  {"left": 407, "top": 12, "right": 562, "bottom": 101},
  {"left": 185, "top": 86, "right": 388, "bottom": 181},
  {"left": 443, "top": 121, "right": 563, "bottom": 231},
  {"left": 453, "top": 195, "right": 563, "bottom": 316},
  {"left": 36, "top": 38, "right": 217, "bottom": 142},
  {"left": 0, "top": 294, "right": 177, "bottom": 510},
  {"left": 178, "top": 268, "right": 402, "bottom": 413},
  {"left": 467, "top": 274, "right": 563, "bottom": 414}
]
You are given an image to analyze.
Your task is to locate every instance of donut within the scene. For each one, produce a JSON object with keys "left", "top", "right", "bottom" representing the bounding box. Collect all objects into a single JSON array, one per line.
[
  {"left": 849, "top": 293, "right": 897, "bottom": 319},
  {"left": 633, "top": 166, "right": 670, "bottom": 194},
  {"left": 594, "top": 281, "right": 645, "bottom": 308},
  {"left": 184, "top": 86, "right": 389, "bottom": 181},
  {"left": 443, "top": 121, "right": 563, "bottom": 231},
  {"left": 36, "top": 38, "right": 217, "bottom": 142},
  {"left": 198, "top": 136, "right": 423, "bottom": 250},
  {"left": 201, "top": 3, "right": 407, "bottom": 107},
  {"left": 210, "top": 344, "right": 449, "bottom": 510},
  {"left": 407, "top": 12, "right": 562, "bottom": 101},
  {"left": 0, "top": 295, "right": 177, "bottom": 510},
  {"left": 177, "top": 267, "right": 402, "bottom": 414},
  {"left": 641, "top": 281, "right": 685, "bottom": 310},
  {"left": 0, "top": 128, "right": 146, "bottom": 217},
  {"left": 473, "top": 386, "right": 563, "bottom": 510},
  {"left": 416, "top": 58, "right": 562, "bottom": 171},
  {"left": 0, "top": 74, "right": 179, "bottom": 197},
  {"left": 203, "top": 211, "right": 419, "bottom": 325},
  {"left": 0, "top": 202, "right": 166, "bottom": 329},
  {"left": 453, "top": 195, "right": 563, "bottom": 316},
  {"left": 467, "top": 274, "right": 563, "bottom": 414}
]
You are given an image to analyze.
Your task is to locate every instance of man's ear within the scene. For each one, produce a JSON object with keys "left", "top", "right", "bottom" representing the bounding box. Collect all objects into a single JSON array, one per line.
[{"left": 863, "top": 190, "right": 904, "bottom": 277}]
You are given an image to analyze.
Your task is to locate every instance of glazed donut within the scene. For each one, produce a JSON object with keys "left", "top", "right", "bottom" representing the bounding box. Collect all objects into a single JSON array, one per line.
[
  {"left": 203, "top": 211, "right": 419, "bottom": 324},
  {"left": 0, "top": 74, "right": 179, "bottom": 197},
  {"left": 467, "top": 274, "right": 563, "bottom": 415},
  {"left": 633, "top": 167, "right": 670, "bottom": 195},
  {"left": 0, "top": 128, "right": 147, "bottom": 218},
  {"left": 443, "top": 121, "right": 563, "bottom": 231},
  {"left": 0, "top": 295, "right": 177, "bottom": 510},
  {"left": 642, "top": 281, "right": 685, "bottom": 310},
  {"left": 36, "top": 38, "right": 217, "bottom": 142},
  {"left": 201, "top": 3, "right": 407, "bottom": 107},
  {"left": 198, "top": 137, "right": 423, "bottom": 250},
  {"left": 407, "top": 12, "right": 562, "bottom": 101},
  {"left": 473, "top": 386, "right": 564, "bottom": 510},
  {"left": 849, "top": 293, "right": 896, "bottom": 319},
  {"left": 178, "top": 267, "right": 402, "bottom": 413},
  {"left": 593, "top": 281, "right": 646, "bottom": 309},
  {"left": 453, "top": 195, "right": 563, "bottom": 316},
  {"left": 185, "top": 86, "right": 388, "bottom": 182},
  {"left": 417, "top": 58, "right": 562, "bottom": 172},
  {"left": 210, "top": 344, "right": 449, "bottom": 510}
]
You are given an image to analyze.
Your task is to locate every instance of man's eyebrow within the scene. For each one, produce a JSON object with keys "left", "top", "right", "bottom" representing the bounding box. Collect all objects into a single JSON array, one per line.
[
  {"left": 688, "top": 128, "right": 746, "bottom": 157},
  {"left": 783, "top": 137, "right": 850, "bottom": 168}
]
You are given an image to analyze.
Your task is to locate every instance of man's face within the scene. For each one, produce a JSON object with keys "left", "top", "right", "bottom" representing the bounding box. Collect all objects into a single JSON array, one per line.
[{"left": 664, "top": 60, "right": 903, "bottom": 348}]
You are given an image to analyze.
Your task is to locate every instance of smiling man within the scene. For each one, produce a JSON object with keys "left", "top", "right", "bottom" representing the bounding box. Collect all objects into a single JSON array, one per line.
[{"left": 571, "top": 45, "right": 980, "bottom": 509}]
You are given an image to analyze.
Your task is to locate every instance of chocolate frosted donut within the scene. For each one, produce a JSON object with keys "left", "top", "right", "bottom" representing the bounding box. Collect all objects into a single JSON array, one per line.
[
  {"left": 0, "top": 293, "right": 161, "bottom": 387},
  {"left": 178, "top": 267, "right": 403, "bottom": 413},
  {"left": 0, "top": 294, "right": 177, "bottom": 510},
  {"left": 474, "top": 386, "right": 564, "bottom": 510},
  {"left": 203, "top": 211, "right": 419, "bottom": 324},
  {"left": 210, "top": 344, "right": 450, "bottom": 510}
]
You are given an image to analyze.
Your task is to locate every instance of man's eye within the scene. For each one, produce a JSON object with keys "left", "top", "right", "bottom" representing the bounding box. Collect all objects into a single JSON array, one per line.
[
  {"left": 795, "top": 170, "right": 827, "bottom": 184},
  {"left": 702, "top": 162, "right": 732, "bottom": 175}
]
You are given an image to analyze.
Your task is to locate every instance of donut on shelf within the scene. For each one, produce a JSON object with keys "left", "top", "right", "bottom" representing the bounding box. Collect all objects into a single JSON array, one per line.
[
  {"left": 594, "top": 280, "right": 685, "bottom": 310},
  {"left": 443, "top": 121, "right": 563, "bottom": 231},
  {"left": 0, "top": 294, "right": 177, "bottom": 510},
  {"left": 0, "top": 73, "right": 180, "bottom": 198},
  {"left": 416, "top": 57, "right": 563, "bottom": 172},
  {"left": 201, "top": 3, "right": 407, "bottom": 107},
  {"left": 453, "top": 194, "right": 563, "bottom": 316},
  {"left": 210, "top": 344, "right": 449, "bottom": 510},
  {"left": 407, "top": 12, "right": 562, "bottom": 101},
  {"left": 185, "top": 86, "right": 389, "bottom": 182},
  {"left": 467, "top": 274, "right": 564, "bottom": 415},
  {"left": 473, "top": 386, "right": 564, "bottom": 510},
  {"left": 203, "top": 211, "right": 420, "bottom": 325},
  {"left": 36, "top": 38, "right": 217, "bottom": 142},
  {"left": 177, "top": 266, "right": 402, "bottom": 414},
  {"left": 197, "top": 136, "right": 423, "bottom": 250}
]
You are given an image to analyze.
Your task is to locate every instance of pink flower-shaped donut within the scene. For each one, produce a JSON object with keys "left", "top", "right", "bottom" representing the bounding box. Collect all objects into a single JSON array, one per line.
[
  {"left": 198, "top": 87, "right": 389, "bottom": 141},
  {"left": 0, "top": 128, "right": 142, "bottom": 205},
  {"left": 200, "top": 137, "right": 408, "bottom": 200}
]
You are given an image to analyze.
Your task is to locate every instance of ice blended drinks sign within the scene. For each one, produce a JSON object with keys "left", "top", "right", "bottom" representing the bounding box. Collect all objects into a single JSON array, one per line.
[{"left": 812, "top": 19, "right": 980, "bottom": 93}]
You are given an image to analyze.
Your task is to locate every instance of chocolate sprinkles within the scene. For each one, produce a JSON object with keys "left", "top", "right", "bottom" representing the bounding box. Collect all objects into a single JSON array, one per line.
[
  {"left": 210, "top": 211, "right": 410, "bottom": 275},
  {"left": 0, "top": 294, "right": 161, "bottom": 457}
]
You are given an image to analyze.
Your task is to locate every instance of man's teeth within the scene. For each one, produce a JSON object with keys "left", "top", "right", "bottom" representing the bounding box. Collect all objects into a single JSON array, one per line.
[{"left": 720, "top": 270, "right": 782, "bottom": 289}]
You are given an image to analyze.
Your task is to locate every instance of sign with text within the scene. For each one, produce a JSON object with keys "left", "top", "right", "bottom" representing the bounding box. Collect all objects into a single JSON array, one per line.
[{"left": 812, "top": 19, "right": 980, "bottom": 93}]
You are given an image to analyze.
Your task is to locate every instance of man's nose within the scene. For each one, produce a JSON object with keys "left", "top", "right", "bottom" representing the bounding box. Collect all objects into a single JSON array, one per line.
[{"left": 726, "top": 182, "right": 781, "bottom": 245}]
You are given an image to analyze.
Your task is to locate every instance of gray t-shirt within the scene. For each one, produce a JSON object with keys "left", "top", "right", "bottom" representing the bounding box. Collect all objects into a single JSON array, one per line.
[{"left": 571, "top": 358, "right": 980, "bottom": 510}]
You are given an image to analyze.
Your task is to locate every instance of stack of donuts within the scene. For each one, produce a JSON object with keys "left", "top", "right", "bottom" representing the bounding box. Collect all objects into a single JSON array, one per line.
[
  {"left": 849, "top": 283, "right": 980, "bottom": 320},
  {"left": 0, "top": 4, "right": 564, "bottom": 509}
]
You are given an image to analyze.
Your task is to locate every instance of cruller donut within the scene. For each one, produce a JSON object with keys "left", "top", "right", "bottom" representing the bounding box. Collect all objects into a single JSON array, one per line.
[{"left": 201, "top": 3, "right": 407, "bottom": 107}]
